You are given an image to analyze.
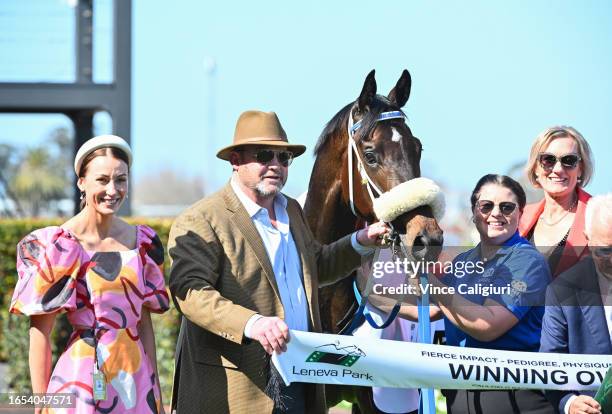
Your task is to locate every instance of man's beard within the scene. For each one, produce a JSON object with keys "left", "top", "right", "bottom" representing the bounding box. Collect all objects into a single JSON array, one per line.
[{"left": 255, "top": 180, "right": 284, "bottom": 197}]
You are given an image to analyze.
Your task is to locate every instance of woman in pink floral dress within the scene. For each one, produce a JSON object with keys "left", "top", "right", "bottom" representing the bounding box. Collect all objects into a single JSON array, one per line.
[{"left": 9, "top": 135, "right": 169, "bottom": 414}]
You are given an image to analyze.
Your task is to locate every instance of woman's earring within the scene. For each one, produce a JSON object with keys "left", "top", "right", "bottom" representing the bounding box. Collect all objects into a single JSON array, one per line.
[
  {"left": 577, "top": 176, "right": 583, "bottom": 183},
  {"left": 80, "top": 191, "right": 85, "bottom": 200}
]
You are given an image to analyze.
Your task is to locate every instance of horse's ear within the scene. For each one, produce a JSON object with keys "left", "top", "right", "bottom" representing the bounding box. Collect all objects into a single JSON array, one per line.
[
  {"left": 357, "top": 70, "right": 377, "bottom": 113},
  {"left": 388, "top": 69, "right": 411, "bottom": 108}
]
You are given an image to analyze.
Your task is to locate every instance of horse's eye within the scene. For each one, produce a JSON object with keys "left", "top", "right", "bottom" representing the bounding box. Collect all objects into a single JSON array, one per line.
[{"left": 364, "top": 151, "right": 377, "bottom": 166}]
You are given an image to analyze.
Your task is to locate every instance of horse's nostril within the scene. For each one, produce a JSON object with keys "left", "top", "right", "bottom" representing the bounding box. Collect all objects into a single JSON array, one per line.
[
  {"left": 411, "top": 233, "right": 443, "bottom": 261},
  {"left": 412, "top": 235, "right": 428, "bottom": 260},
  {"left": 413, "top": 235, "right": 427, "bottom": 248},
  {"left": 430, "top": 233, "right": 444, "bottom": 247}
]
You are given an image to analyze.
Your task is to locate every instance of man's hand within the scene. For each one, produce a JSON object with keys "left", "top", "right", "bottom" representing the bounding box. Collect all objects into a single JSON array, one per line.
[
  {"left": 251, "top": 316, "right": 290, "bottom": 355},
  {"left": 569, "top": 395, "right": 601, "bottom": 414},
  {"left": 356, "top": 220, "right": 391, "bottom": 247}
]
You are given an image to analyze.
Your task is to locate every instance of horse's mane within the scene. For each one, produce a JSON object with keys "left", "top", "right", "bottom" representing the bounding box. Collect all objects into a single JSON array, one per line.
[
  {"left": 313, "top": 103, "right": 352, "bottom": 155},
  {"left": 313, "top": 96, "right": 405, "bottom": 156}
]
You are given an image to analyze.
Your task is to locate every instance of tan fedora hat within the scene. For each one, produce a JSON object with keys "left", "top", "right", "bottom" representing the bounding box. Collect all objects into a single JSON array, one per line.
[{"left": 216, "top": 110, "right": 306, "bottom": 161}]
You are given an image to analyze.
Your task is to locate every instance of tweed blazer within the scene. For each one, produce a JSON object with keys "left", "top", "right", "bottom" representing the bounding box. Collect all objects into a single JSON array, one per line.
[{"left": 168, "top": 183, "right": 362, "bottom": 414}]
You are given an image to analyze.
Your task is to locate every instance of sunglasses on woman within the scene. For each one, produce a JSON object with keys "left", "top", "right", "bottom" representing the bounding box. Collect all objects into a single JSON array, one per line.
[
  {"left": 538, "top": 153, "right": 581, "bottom": 171},
  {"left": 476, "top": 200, "right": 517, "bottom": 215},
  {"left": 250, "top": 149, "right": 294, "bottom": 167}
]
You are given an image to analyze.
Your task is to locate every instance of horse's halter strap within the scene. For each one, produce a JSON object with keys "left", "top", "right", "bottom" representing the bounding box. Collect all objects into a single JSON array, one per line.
[{"left": 346, "top": 109, "right": 405, "bottom": 217}]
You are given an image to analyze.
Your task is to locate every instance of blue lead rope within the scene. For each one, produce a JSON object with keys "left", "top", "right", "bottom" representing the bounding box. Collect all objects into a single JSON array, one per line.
[
  {"left": 346, "top": 274, "right": 435, "bottom": 414},
  {"left": 418, "top": 272, "right": 436, "bottom": 414},
  {"left": 343, "top": 279, "right": 402, "bottom": 335}
]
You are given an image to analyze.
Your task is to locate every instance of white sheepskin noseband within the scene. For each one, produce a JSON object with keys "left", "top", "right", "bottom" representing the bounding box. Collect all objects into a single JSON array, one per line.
[{"left": 373, "top": 177, "right": 445, "bottom": 222}]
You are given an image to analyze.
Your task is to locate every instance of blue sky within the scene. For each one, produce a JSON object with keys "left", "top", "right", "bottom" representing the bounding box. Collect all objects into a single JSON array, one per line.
[{"left": 1, "top": 0, "right": 610, "bottom": 201}]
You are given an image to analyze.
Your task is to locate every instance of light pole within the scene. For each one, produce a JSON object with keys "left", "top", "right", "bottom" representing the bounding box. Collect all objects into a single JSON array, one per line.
[{"left": 203, "top": 56, "right": 217, "bottom": 192}]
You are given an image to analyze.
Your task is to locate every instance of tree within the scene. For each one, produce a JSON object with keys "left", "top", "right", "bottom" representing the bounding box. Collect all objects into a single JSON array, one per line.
[
  {"left": 0, "top": 127, "right": 73, "bottom": 218},
  {"left": 0, "top": 143, "right": 25, "bottom": 217},
  {"left": 12, "top": 148, "right": 68, "bottom": 217}
]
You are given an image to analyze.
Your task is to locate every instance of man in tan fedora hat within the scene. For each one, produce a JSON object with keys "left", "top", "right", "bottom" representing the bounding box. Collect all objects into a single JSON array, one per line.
[{"left": 168, "top": 110, "right": 390, "bottom": 413}]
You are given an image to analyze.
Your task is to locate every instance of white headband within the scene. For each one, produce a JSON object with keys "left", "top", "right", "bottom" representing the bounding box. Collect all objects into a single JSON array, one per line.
[
  {"left": 74, "top": 135, "right": 133, "bottom": 175},
  {"left": 373, "top": 177, "right": 446, "bottom": 222}
]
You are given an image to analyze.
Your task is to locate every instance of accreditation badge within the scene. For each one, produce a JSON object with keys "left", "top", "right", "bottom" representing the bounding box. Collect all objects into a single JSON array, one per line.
[{"left": 93, "top": 369, "right": 107, "bottom": 401}]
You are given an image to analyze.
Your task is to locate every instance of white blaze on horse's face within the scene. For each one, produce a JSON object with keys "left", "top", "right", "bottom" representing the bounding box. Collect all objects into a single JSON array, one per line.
[{"left": 390, "top": 127, "right": 402, "bottom": 143}]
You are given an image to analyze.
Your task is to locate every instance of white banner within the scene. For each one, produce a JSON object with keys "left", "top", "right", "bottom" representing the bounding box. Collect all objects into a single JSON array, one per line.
[{"left": 273, "top": 331, "right": 611, "bottom": 391}]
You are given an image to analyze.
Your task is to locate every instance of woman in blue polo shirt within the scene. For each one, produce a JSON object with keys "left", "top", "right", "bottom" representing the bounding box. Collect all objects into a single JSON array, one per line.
[{"left": 430, "top": 174, "right": 554, "bottom": 414}]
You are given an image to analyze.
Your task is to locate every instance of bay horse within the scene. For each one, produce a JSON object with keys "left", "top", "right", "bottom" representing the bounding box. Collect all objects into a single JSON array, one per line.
[{"left": 303, "top": 69, "right": 444, "bottom": 413}]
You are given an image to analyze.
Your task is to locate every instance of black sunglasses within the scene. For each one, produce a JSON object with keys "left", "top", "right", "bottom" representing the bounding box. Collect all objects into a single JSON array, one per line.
[
  {"left": 538, "top": 153, "right": 581, "bottom": 171},
  {"left": 476, "top": 200, "right": 517, "bottom": 216},
  {"left": 250, "top": 149, "right": 294, "bottom": 167},
  {"left": 591, "top": 246, "right": 612, "bottom": 258}
]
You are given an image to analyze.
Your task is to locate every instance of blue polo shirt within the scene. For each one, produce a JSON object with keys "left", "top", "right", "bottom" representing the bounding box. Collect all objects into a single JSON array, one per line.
[{"left": 442, "top": 231, "right": 551, "bottom": 351}]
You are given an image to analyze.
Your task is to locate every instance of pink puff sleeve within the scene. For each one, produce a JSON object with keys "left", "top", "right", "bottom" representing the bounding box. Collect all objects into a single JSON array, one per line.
[
  {"left": 138, "top": 225, "right": 170, "bottom": 313},
  {"left": 10, "top": 227, "right": 82, "bottom": 316}
]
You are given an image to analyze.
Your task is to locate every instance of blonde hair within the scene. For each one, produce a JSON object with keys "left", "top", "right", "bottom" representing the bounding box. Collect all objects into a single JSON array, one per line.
[
  {"left": 525, "top": 126, "right": 594, "bottom": 188},
  {"left": 584, "top": 193, "right": 612, "bottom": 240}
]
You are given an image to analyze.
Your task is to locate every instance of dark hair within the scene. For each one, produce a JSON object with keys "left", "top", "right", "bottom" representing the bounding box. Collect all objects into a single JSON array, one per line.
[
  {"left": 470, "top": 174, "right": 526, "bottom": 212},
  {"left": 78, "top": 147, "right": 130, "bottom": 210}
]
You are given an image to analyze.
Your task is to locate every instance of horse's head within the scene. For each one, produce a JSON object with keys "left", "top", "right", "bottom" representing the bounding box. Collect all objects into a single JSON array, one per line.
[{"left": 344, "top": 69, "right": 443, "bottom": 261}]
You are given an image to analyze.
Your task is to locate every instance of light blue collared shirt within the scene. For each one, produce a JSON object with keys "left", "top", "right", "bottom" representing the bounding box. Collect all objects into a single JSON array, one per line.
[
  {"left": 231, "top": 178, "right": 310, "bottom": 332},
  {"left": 231, "top": 178, "right": 374, "bottom": 337}
]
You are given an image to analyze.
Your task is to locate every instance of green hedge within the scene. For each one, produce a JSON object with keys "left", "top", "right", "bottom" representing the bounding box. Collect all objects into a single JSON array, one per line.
[{"left": 0, "top": 218, "right": 180, "bottom": 405}]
